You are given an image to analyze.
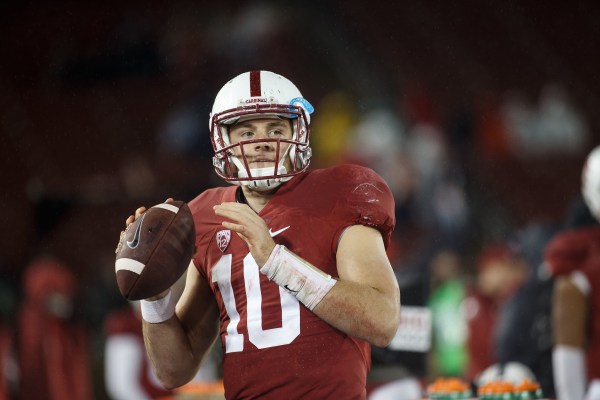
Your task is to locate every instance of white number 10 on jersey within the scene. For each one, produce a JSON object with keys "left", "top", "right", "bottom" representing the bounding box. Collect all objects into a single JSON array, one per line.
[{"left": 211, "top": 253, "right": 301, "bottom": 353}]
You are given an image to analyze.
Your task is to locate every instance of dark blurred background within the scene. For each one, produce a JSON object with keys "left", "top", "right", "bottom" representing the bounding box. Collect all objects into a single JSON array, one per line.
[
  {"left": 2, "top": 0, "right": 598, "bottom": 278},
  {"left": 0, "top": 0, "right": 598, "bottom": 398}
]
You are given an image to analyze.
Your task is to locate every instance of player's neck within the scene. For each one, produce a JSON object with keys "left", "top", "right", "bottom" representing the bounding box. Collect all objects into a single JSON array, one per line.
[{"left": 239, "top": 186, "right": 276, "bottom": 213}]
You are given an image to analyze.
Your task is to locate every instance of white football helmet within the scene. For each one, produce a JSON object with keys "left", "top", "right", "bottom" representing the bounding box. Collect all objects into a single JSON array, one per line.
[
  {"left": 582, "top": 145, "right": 600, "bottom": 221},
  {"left": 209, "top": 70, "right": 314, "bottom": 190}
]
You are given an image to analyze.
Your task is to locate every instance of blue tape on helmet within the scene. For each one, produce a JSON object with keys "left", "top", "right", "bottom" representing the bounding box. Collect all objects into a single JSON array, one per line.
[{"left": 289, "top": 97, "right": 314, "bottom": 117}]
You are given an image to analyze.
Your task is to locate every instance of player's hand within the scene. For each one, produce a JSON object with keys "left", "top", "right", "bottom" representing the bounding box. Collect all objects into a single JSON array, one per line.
[
  {"left": 115, "top": 206, "right": 146, "bottom": 255},
  {"left": 213, "top": 202, "right": 275, "bottom": 266},
  {"left": 117, "top": 198, "right": 175, "bottom": 302},
  {"left": 123, "top": 198, "right": 174, "bottom": 227},
  {"left": 116, "top": 198, "right": 174, "bottom": 253}
]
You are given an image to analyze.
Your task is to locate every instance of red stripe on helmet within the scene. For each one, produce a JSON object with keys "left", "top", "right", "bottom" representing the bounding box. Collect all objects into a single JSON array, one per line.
[{"left": 249, "top": 71, "right": 261, "bottom": 97}]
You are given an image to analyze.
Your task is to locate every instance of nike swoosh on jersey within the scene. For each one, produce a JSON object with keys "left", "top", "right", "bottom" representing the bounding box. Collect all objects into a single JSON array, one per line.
[
  {"left": 126, "top": 213, "right": 146, "bottom": 249},
  {"left": 269, "top": 226, "right": 290, "bottom": 237}
]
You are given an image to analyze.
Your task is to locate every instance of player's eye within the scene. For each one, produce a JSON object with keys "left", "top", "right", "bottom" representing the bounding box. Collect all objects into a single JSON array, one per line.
[
  {"left": 239, "top": 131, "right": 254, "bottom": 138},
  {"left": 269, "top": 129, "right": 284, "bottom": 136}
]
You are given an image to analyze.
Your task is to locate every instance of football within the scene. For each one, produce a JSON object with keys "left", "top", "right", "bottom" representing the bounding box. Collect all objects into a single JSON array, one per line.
[{"left": 115, "top": 200, "right": 195, "bottom": 300}]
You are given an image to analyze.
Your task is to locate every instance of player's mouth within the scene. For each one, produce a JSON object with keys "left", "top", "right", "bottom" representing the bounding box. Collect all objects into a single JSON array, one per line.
[{"left": 249, "top": 159, "right": 276, "bottom": 167}]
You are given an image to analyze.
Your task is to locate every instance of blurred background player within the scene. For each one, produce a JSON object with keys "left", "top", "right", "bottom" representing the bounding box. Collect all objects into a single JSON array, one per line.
[
  {"left": 546, "top": 145, "right": 600, "bottom": 400},
  {"left": 0, "top": 279, "right": 17, "bottom": 400},
  {"left": 104, "top": 297, "right": 222, "bottom": 400},
  {"left": 125, "top": 70, "right": 400, "bottom": 399},
  {"left": 17, "top": 256, "right": 93, "bottom": 400},
  {"left": 464, "top": 243, "right": 528, "bottom": 382},
  {"left": 103, "top": 300, "right": 174, "bottom": 400},
  {"left": 492, "top": 223, "right": 558, "bottom": 397}
]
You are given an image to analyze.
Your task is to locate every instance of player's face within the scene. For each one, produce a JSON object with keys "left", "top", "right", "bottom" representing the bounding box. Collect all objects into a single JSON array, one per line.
[{"left": 228, "top": 118, "right": 294, "bottom": 170}]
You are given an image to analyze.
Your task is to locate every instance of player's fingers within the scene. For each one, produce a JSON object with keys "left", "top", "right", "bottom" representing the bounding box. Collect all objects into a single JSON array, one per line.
[
  {"left": 215, "top": 202, "right": 255, "bottom": 216},
  {"left": 135, "top": 207, "right": 146, "bottom": 219},
  {"left": 222, "top": 221, "right": 250, "bottom": 245},
  {"left": 213, "top": 203, "right": 240, "bottom": 214},
  {"left": 214, "top": 204, "right": 246, "bottom": 222},
  {"left": 214, "top": 203, "right": 263, "bottom": 224},
  {"left": 217, "top": 202, "right": 238, "bottom": 208},
  {"left": 222, "top": 217, "right": 271, "bottom": 246},
  {"left": 115, "top": 230, "right": 126, "bottom": 254},
  {"left": 222, "top": 220, "right": 262, "bottom": 242},
  {"left": 126, "top": 215, "right": 135, "bottom": 226},
  {"left": 164, "top": 198, "right": 174, "bottom": 204},
  {"left": 222, "top": 220, "right": 246, "bottom": 234},
  {"left": 126, "top": 205, "right": 146, "bottom": 227}
]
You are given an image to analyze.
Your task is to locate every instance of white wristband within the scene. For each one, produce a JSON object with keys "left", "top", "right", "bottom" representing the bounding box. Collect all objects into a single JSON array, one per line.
[
  {"left": 140, "top": 290, "right": 176, "bottom": 323},
  {"left": 260, "top": 245, "right": 336, "bottom": 310}
]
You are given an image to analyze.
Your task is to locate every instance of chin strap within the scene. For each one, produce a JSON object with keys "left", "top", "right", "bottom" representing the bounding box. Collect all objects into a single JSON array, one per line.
[{"left": 237, "top": 165, "right": 290, "bottom": 191}]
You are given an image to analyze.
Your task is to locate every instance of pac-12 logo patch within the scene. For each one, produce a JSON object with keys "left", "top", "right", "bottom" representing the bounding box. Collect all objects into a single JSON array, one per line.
[{"left": 216, "top": 230, "right": 231, "bottom": 253}]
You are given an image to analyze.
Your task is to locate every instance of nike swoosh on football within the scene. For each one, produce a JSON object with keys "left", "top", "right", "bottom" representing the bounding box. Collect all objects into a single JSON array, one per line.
[
  {"left": 269, "top": 226, "right": 290, "bottom": 237},
  {"left": 126, "top": 213, "right": 146, "bottom": 249}
]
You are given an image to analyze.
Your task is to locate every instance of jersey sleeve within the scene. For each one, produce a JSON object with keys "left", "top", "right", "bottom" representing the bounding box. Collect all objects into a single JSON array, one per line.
[
  {"left": 329, "top": 164, "right": 396, "bottom": 250},
  {"left": 544, "top": 226, "right": 600, "bottom": 277}
]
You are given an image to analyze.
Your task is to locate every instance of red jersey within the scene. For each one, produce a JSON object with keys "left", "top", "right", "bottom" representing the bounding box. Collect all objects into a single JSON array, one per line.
[
  {"left": 544, "top": 226, "right": 600, "bottom": 380},
  {"left": 188, "top": 164, "right": 395, "bottom": 399}
]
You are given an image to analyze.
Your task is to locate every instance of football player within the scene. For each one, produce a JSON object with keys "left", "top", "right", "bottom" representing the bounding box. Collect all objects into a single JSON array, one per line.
[
  {"left": 126, "top": 71, "right": 401, "bottom": 399},
  {"left": 546, "top": 145, "right": 600, "bottom": 400}
]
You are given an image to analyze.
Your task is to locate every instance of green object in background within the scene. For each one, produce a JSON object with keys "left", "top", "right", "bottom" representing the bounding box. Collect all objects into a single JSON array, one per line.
[{"left": 428, "top": 279, "right": 468, "bottom": 376}]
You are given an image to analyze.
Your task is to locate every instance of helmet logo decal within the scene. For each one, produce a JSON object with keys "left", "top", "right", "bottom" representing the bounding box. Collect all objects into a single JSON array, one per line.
[
  {"left": 244, "top": 98, "right": 268, "bottom": 104},
  {"left": 250, "top": 70, "right": 261, "bottom": 96},
  {"left": 298, "top": 129, "right": 306, "bottom": 142}
]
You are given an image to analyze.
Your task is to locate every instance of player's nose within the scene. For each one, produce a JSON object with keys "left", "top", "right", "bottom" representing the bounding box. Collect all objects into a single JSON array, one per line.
[{"left": 253, "top": 135, "right": 276, "bottom": 151}]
